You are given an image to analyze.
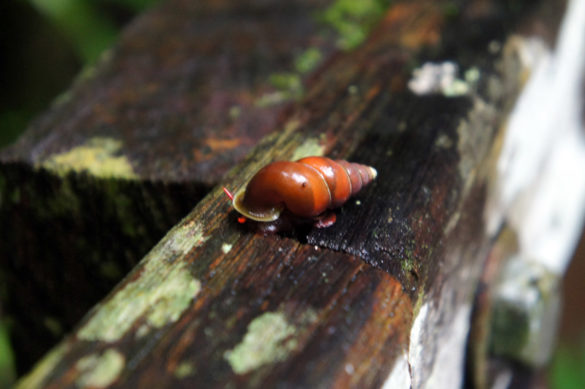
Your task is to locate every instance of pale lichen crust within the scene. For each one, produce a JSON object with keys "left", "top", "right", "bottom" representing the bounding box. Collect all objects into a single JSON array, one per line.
[
  {"left": 78, "top": 223, "right": 207, "bottom": 342},
  {"left": 224, "top": 309, "right": 317, "bottom": 375},
  {"left": 40, "top": 137, "right": 137, "bottom": 179}
]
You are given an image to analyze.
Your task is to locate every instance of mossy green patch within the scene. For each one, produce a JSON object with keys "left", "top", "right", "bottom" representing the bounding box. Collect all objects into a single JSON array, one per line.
[
  {"left": 224, "top": 310, "right": 316, "bottom": 375},
  {"left": 255, "top": 73, "right": 304, "bottom": 108},
  {"left": 291, "top": 137, "right": 325, "bottom": 161},
  {"left": 319, "top": 0, "right": 389, "bottom": 50},
  {"left": 41, "top": 137, "right": 137, "bottom": 179},
  {"left": 490, "top": 300, "right": 529, "bottom": 354},
  {"left": 269, "top": 72, "right": 302, "bottom": 92},
  {"left": 295, "top": 48, "right": 323, "bottom": 74},
  {"left": 489, "top": 260, "right": 559, "bottom": 366},
  {"left": 75, "top": 349, "right": 125, "bottom": 388},
  {"left": 254, "top": 92, "right": 291, "bottom": 108},
  {"left": 255, "top": 46, "right": 324, "bottom": 108},
  {"left": 78, "top": 223, "right": 207, "bottom": 342},
  {"left": 401, "top": 253, "right": 415, "bottom": 273}
]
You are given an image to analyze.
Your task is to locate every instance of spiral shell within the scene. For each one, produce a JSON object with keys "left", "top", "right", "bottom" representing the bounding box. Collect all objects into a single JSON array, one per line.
[{"left": 232, "top": 156, "right": 377, "bottom": 222}]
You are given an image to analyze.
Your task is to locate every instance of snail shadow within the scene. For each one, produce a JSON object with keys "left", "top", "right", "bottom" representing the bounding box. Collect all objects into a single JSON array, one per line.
[{"left": 225, "top": 208, "right": 317, "bottom": 244}]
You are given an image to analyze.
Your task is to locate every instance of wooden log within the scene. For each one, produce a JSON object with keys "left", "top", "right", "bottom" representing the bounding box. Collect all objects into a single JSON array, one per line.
[
  {"left": 13, "top": 0, "right": 571, "bottom": 387},
  {"left": 0, "top": 0, "right": 350, "bottom": 371},
  {"left": 8, "top": 0, "right": 581, "bottom": 387}
]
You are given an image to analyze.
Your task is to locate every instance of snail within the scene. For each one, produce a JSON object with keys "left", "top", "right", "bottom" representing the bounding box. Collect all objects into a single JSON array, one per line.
[{"left": 223, "top": 156, "right": 377, "bottom": 229}]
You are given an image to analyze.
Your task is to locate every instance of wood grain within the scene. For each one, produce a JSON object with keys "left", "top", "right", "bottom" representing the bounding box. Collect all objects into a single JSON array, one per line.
[{"left": 6, "top": 0, "right": 563, "bottom": 387}]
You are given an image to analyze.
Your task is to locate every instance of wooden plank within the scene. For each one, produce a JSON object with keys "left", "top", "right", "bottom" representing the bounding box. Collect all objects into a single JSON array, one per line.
[
  {"left": 1, "top": 0, "right": 346, "bottom": 184},
  {"left": 0, "top": 0, "right": 354, "bottom": 371},
  {"left": 15, "top": 0, "right": 570, "bottom": 387}
]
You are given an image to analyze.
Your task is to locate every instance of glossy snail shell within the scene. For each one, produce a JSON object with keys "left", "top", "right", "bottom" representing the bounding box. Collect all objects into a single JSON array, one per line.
[{"left": 232, "top": 156, "right": 377, "bottom": 222}]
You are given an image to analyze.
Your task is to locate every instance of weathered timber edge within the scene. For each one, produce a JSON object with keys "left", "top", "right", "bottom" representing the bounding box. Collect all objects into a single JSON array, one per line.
[
  {"left": 0, "top": 0, "right": 353, "bottom": 370},
  {"left": 13, "top": 0, "right": 575, "bottom": 387}
]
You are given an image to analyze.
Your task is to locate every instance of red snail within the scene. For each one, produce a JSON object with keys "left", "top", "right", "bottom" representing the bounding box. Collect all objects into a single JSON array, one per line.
[{"left": 223, "top": 156, "right": 377, "bottom": 229}]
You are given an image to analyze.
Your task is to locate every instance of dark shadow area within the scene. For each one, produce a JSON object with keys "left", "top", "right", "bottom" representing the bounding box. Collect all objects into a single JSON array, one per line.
[{"left": 0, "top": 162, "right": 209, "bottom": 374}]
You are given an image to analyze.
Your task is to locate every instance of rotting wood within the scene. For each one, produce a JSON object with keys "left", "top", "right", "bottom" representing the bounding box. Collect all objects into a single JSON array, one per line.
[{"left": 9, "top": 0, "right": 581, "bottom": 387}]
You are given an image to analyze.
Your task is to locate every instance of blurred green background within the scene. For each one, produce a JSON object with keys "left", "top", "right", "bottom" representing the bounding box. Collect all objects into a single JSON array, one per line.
[
  {"left": 0, "top": 0, "right": 584, "bottom": 388},
  {"left": 0, "top": 0, "right": 158, "bottom": 149}
]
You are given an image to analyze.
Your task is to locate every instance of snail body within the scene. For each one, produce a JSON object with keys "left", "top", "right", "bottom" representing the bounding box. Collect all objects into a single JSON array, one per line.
[{"left": 231, "top": 156, "right": 377, "bottom": 225}]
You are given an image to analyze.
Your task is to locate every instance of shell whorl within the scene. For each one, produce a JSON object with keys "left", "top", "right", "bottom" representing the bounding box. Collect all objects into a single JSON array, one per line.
[{"left": 233, "top": 157, "right": 377, "bottom": 222}]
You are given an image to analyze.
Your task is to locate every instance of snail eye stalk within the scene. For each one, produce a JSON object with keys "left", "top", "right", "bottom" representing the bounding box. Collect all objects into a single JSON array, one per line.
[
  {"left": 224, "top": 187, "right": 247, "bottom": 224},
  {"left": 222, "top": 187, "right": 234, "bottom": 201}
]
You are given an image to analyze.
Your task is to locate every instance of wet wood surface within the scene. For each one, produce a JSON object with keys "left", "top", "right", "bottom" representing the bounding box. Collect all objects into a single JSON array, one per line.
[
  {"left": 0, "top": 0, "right": 344, "bottom": 370},
  {"left": 3, "top": 0, "right": 569, "bottom": 387}
]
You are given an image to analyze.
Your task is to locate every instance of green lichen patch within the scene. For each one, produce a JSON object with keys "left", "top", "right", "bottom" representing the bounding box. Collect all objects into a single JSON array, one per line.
[
  {"left": 255, "top": 73, "right": 304, "bottom": 108},
  {"left": 174, "top": 361, "right": 196, "bottom": 379},
  {"left": 255, "top": 47, "right": 323, "bottom": 108},
  {"left": 79, "top": 259, "right": 201, "bottom": 342},
  {"left": 319, "top": 0, "right": 389, "bottom": 50},
  {"left": 224, "top": 310, "right": 316, "bottom": 375},
  {"left": 165, "top": 221, "right": 209, "bottom": 258},
  {"left": 78, "top": 223, "right": 206, "bottom": 342},
  {"left": 295, "top": 48, "right": 324, "bottom": 74},
  {"left": 254, "top": 92, "right": 291, "bottom": 108},
  {"left": 464, "top": 67, "right": 481, "bottom": 84},
  {"left": 75, "top": 349, "right": 125, "bottom": 388},
  {"left": 442, "top": 78, "right": 470, "bottom": 97},
  {"left": 41, "top": 137, "right": 137, "bottom": 179},
  {"left": 400, "top": 253, "right": 415, "bottom": 273},
  {"left": 269, "top": 72, "right": 302, "bottom": 92},
  {"left": 490, "top": 260, "right": 560, "bottom": 366},
  {"left": 291, "top": 137, "right": 326, "bottom": 161},
  {"left": 144, "top": 267, "right": 200, "bottom": 328}
]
